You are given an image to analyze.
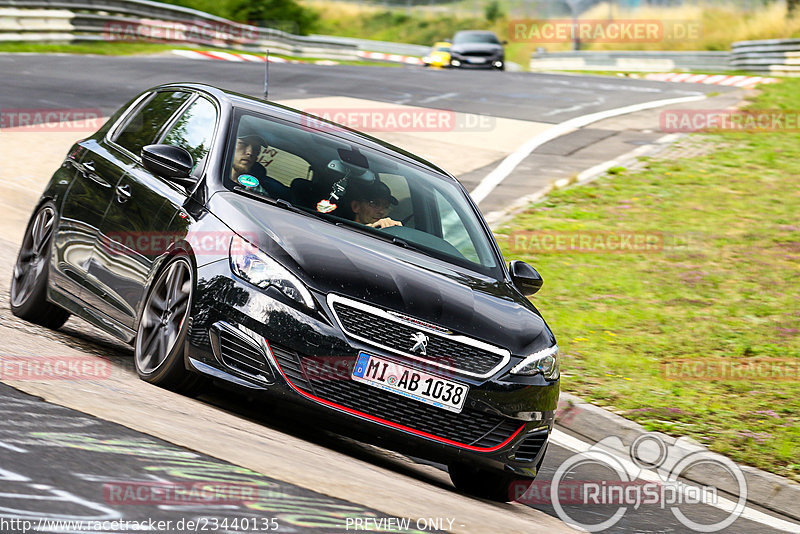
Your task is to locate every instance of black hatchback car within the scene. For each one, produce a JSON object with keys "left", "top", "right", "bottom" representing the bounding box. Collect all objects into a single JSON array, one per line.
[
  {"left": 11, "top": 83, "right": 558, "bottom": 502},
  {"left": 449, "top": 30, "right": 506, "bottom": 70}
]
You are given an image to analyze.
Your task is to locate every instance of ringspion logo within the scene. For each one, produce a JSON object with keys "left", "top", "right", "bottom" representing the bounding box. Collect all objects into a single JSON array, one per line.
[{"left": 514, "top": 434, "right": 747, "bottom": 532}]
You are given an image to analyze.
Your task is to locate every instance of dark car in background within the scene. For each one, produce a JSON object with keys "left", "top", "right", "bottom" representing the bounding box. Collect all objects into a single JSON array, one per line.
[
  {"left": 10, "top": 83, "right": 558, "bottom": 502},
  {"left": 449, "top": 30, "right": 506, "bottom": 70}
]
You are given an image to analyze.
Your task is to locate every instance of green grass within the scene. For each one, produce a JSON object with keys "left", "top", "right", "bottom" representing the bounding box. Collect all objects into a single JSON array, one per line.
[
  {"left": 497, "top": 79, "right": 800, "bottom": 481},
  {"left": 0, "top": 41, "right": 200, "bottom": 55},
  {"left": 0, "top": 41, "right": 396, "bottom": 66}
]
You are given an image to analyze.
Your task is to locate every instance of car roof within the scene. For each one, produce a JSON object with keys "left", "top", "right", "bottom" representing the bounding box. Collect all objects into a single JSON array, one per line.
[{"left": 156, "top": 82, "right": 453, "bottom": 180}]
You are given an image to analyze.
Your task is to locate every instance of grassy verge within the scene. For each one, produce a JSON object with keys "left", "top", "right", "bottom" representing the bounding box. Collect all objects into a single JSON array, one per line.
[
  {"left": 0, "top": 41, "right": 213, "bottom": 56},
  {"left": 496, "top": 79, "right": 800, "bottom": 480},
  {"left": 0, "top": 41, "right": 395, "bottom": 66}
]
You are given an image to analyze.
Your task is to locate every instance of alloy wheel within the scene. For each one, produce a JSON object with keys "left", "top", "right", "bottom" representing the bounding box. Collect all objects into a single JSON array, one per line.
[
  {"left": 136, "top": 258, "right": 193, "bottom": 374},
  {"left": 11, "top": 206, "right": 55, "bottom": 308}
]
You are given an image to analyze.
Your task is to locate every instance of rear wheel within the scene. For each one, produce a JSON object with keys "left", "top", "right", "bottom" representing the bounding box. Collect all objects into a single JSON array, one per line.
[
  {"left": 448, "top": 461, "right": 535, "bottom": 502},
  {"left": 135, "top": 255, "right": 204, "bottom": 394},
  {"left": 10, "top": 202, "right": 70, "bottom": 329}
]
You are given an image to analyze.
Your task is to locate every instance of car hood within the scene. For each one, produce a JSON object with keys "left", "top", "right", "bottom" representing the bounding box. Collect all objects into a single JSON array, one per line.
[
  {"left": 209, "top": 192, "right": 554, "bottom": 355},
  {"left": 450, "top": 43, "right": 503, "bottom": 55}
]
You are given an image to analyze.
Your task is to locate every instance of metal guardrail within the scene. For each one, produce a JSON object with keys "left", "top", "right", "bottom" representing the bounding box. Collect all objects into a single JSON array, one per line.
[
  {"left": 0, "top": 0, "right": 365, "bottom": 59},
  {"left": 731, "top": 38, "right": 800, "bottom": 75},
  {"left": 529, "top": 50, "right": 732, "bottom": 73},
  {"left": 310, "top": 35, "right": 429, "bottom": 56},
  {"left": 532, "top": 41, "right": 800, "bottom": 76}
]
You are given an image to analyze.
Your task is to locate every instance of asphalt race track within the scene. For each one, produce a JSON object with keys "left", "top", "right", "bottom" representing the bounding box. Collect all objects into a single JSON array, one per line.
[
  {"left": 1, "top": 54, "right": 798, "bottom": 534},
  {"left": 0, "top": 54, "right": 714, "bottom": 120}
]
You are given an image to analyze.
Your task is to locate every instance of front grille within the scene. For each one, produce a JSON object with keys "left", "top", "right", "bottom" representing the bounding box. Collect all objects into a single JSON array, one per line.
[
  {"left": 331, "top": 299, "right": 507, "bottom": 377},
  {"left": 271, "top": 345, "right": 522, "bottom": 448},
  {"left": 215, "top": 328, "right": 272, "bottom": 380},
  {"left": 514, "top": 429, "right": 549, "bottom": 462},
  {"left": 462, "top": 51, "right": 494, "bottom": 57}
]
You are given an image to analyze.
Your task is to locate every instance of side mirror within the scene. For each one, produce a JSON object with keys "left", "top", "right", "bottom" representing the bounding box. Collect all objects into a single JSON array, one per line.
[
  {"left": 502, "top": 40, "right": 508, "bottom": 45},
  {"left": 509, "top": 260, "right": 543, "bottom": 296},
  {"left": 142, "top": 144, "right": 195, "bottom": 186}
]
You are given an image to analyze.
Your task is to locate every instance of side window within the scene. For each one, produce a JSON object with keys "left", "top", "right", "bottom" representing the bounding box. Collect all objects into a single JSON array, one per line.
[
  {"left": 114, "top": 91, "right": 190, "bottom": 157},
  {"left": 433, "top": 189, "right": 479, "bottom": 263},
  {"left": 162, "top": 97, "right": 217, "bottom": 176}
]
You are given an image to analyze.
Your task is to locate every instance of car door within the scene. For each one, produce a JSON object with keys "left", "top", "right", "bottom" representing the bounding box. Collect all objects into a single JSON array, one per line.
[
  {"left": 89, "top": 94, "right": 219, "bottom": 328},
  {"left": 53, "top": 143, "right": 120, "bottom": 301},
  {"left": 73, "top": 90, "right": 192, "bottom": 324}
]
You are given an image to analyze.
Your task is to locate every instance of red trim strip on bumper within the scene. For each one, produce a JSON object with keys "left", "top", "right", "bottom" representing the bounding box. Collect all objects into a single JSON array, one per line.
[{"left": 265, "top": 338, "right": 525, "bottom": 452}]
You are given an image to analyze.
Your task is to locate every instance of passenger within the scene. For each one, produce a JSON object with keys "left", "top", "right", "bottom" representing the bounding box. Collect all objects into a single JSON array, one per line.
[
  {"left": 231, "top": 132, "right": 292, "bottom": 201},
  {"left": 350, "top": 180, "right": 402, "bottom": 229}
]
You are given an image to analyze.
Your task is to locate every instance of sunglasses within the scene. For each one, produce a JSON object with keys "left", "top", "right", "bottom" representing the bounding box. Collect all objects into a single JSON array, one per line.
[{"left": 366, "top": 199, "right": 392, "bottom": 209}]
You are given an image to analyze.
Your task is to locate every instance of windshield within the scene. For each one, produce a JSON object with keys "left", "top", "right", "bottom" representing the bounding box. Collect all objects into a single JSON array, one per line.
[
  {"left": 224, "top": 108, "right": 501, "bottom": 276},
  {"left": 453, "top": 32, "right": 500, "bottom": 45}
]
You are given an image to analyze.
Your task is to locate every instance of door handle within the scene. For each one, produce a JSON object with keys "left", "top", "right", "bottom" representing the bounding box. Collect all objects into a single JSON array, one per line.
[
  {"left": 81, "top": 160, "right": 111, "bottom": 187},
  {"left": 115, "top": 184, "right": 132, "bottom": 203}
]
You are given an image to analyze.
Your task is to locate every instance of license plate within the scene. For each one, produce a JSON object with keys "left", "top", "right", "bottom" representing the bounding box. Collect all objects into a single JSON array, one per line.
[
  {"left": 466, "top": 57, "right": 487, "bottom": 63},
  {"left": 351, "top": 353, "right": 469, "bottom": 413}
]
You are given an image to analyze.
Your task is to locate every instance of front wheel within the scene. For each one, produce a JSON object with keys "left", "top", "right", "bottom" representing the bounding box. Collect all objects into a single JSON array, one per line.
[
  {"left": 448, "top": 461, "right": 534, "bottom": 502},
  {"left": 10, "top": 201, "right": 70, "bottom": 329},
  {"left": 135, "top": 254, "right": 204, "bottom": 393}
]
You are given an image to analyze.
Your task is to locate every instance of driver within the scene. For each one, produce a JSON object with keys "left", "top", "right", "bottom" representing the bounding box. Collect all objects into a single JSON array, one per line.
[
  {"left": 350, "top": 180, "right": 402, "bottom": 229},
  {"left": 231, "top": 132, "right": 292, "bottom": 201}
]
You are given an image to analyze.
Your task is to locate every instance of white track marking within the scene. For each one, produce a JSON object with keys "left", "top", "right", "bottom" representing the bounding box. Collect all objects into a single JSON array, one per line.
[{"left": 470, "top": 94, "right": 707, "bottom": 204}]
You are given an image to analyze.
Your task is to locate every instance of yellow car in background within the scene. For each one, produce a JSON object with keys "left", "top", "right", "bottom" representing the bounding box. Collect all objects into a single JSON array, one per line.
[{"left": 422, "top": 41, "right": 451, "bottom": 68}]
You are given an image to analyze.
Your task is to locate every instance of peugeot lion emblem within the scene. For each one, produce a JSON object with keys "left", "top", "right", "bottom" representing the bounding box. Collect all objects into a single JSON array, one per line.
[{"left": 410, "top": 332, "right": 429, "bottom": 355}]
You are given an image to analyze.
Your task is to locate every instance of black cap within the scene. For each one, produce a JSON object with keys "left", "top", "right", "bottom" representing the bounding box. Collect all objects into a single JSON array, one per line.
[
  {"left": 236, "top": 131, "right": 267, "bottom": 149},
  {"left": 355, "top": 180, "right": 398, "bottom": 205}
]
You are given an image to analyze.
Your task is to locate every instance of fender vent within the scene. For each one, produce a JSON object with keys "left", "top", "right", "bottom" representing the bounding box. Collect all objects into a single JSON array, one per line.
[
  {"left": 210, "top": 323, "right": 272, "bottom": 382},
  {"left": 514, "top": 429, "right": 549, "bottom": 462}
]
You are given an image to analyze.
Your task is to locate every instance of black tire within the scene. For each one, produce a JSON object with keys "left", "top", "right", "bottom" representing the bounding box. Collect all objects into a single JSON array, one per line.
[
  {"left": 134, "top": 254, "right": 205, "bottom": 394},
  {"left": 10, "top": 201, "right": 70, "bottom": 329},
  {"left": 448, "top": 461, "right": 535, "bottom": 502}
]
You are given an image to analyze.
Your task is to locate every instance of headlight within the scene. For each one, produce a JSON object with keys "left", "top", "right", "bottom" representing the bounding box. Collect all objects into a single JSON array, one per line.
[
  {"left": 510, "top": 345, "right": 559, "bottom": 380},
  {"left": 229, "top": 235, "right": 315, "bottom": 309}
]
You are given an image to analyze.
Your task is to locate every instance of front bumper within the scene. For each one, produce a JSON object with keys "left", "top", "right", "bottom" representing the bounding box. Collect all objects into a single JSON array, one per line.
[
  {"left": 450, "top": 57, "right": 504, "bottom": 69},
  {"left": 186, "top": 261, "right": 558, "bottom": 476}
]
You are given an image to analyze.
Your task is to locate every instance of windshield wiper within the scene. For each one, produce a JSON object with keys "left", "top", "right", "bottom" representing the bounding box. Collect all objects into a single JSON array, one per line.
[
  {"left": 337, "top": 220, "right": 427, "bottom": 254},
  {"left": 233, "top": 186, "right": 311, "bottom": 217}
]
